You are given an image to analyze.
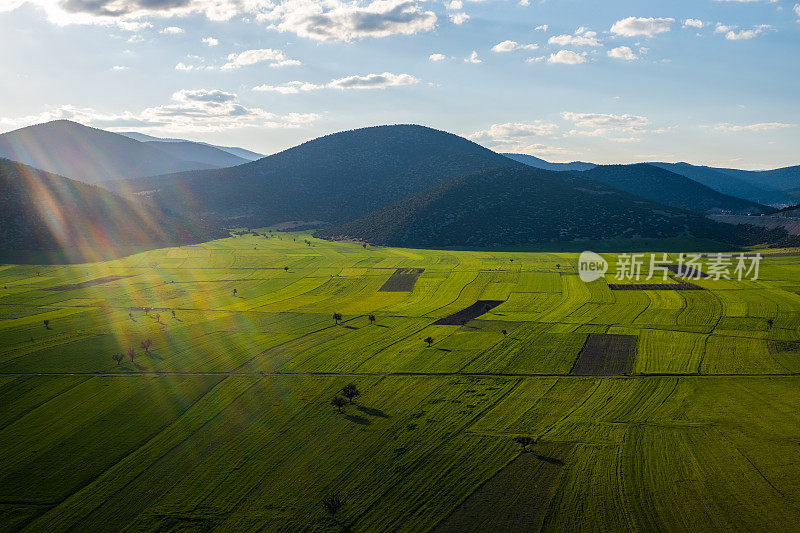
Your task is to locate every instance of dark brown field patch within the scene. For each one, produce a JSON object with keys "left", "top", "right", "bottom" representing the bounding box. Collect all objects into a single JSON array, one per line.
[
  {"left": 378, "top": 268, "right": 425, "bottom": 292},
  {"left": 42, "top": 276, "right": 132, "bottom": 291},
  {"left": 433, "top": 300, "right": 505, "bottom": 325},
  {"left": 666, "top": 264, "right": 709, "bottom": 278},
  {"left": 570, "top": 333, "right": 637, "bottom": 376},
  {"left": 433, "top": 443, "right": 571, "bottom": 533},
  {"left": 608, "top": 280, "right": 704, "bottom": 290}
]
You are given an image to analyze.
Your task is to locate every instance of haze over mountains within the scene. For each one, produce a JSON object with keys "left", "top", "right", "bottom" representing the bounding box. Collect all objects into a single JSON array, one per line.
[
  {"left": 0, "top": 121, "right": 253, "bottom": 185},
  {"left": 1, "top": 120, "right": 799, "bottom": 256}
]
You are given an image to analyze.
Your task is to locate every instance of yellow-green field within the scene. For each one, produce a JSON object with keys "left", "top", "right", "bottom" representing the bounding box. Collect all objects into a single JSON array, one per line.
[{"left": 2, "top": 233, "right": 800, "bottom": 531}]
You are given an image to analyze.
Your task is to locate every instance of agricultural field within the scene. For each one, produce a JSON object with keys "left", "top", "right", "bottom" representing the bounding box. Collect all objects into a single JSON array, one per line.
[{"left": 2, "top": 232, "right": 800, "bottom": 531}]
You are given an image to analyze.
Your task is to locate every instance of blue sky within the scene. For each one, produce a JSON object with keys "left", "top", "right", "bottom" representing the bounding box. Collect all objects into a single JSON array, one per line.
[{"left": 0, "top": 0, "right": 797, "bottom": 168}]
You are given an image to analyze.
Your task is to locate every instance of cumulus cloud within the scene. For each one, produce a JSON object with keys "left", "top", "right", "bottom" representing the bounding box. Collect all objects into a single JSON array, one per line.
[
  {"left": 562, "top": 111, "right": 651, "bottom": 140},
  {"left": 683, "top": 18, "right": 704, "bottom": 29},
  {"left": 449, "top": 12, "right": 469, "bottom": 24},
  {"left": 714, "top": 122, "right": 795, "bottom": 132},
  {"left": 464, "top": 50, "right": 481, "bottom": 63},
  {"left": 201, "top": 36, "right": 219, "bottom": 46},
  {"left": 534, "top": 24, "right": 548, "bottom": 31},
  {"left": 469, "top": 121, "right": 558, "bottom": 141},
  {"left": 261, "top": 0, "right": 438, "bottom": 41},
  {"left": 547, "top": 50, "right": 586, "bottom": 64},
  {"left": 610, "top": 16, "right": 674, "bottom": 37},
  {"left": 429, "top": 53, "right": 446, "bottom": 61},
  {"left": 548, "top": 28, "right": 600, "bottom": 46},
  {"left": 253, "top": 72, "right": 419, "bottom": 93},
  {"left": 222, "top": 49, "right": 300, "bottom": 70},
  {"left": 0, "top": 90, "right": 320, "bottom": 133},
  {"left": 2, "top": 0, "right": 437, "bottom": 41},
  {"left": 491, "top": 40, "right": 539, "bottom": 52},
  {"left": 607, "top": 46, "right": 637, "bottom": 60},
  {"left": 159, "top": 25, "right": 183, "bottom": 34},
  {"left": 795, "top": 3, "right": 800, "bottom": 19},
  {"left": 715, "top": 23, "right": 771, "bottom": 40},
  {"left": 111, "top": 65, "right": 129, "bottom": 71}
]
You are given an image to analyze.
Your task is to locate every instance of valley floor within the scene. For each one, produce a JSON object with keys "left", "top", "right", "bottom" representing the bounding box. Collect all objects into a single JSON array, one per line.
[{"left": 2, "top": 234, "right": 800, "bottom": 531}]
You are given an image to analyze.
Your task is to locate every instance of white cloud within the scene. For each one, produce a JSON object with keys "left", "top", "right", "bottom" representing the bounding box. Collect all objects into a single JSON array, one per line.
[
  {"left": 328, "top": 72, "right": 418, "bottom": 89},
  {"left": 683, "top": 18, "right": 704, "bottom": 29},
  {"left": 491, "top": 40, "right": 539, "bottom": 52},
  {"left": 547, "top": 50, "right": 586, "bottom": 64},
  {"left": 715, "top": 23, "right": 771, "bottom": 40},
  {"left": 0, "top": 90, "right": 320, "bottom": 133},
  {"left": 262, "top": 0, "right": 438, "bottom": 41},
  {"left": 607, "top": 46, "right": 637, "bottom": 60},
  {"left": 464, "top": 50, "right": 481, "bottom": 63},
  {"left": 714, "top": 122, "right": 795, "bottom": 132},
  {"left": 159, "top": 26, "right": 183, "bottom": 34},
  {"left": 469, "top": 121, "right": 559, "bottom": 141},
  {"left": 429, "top": 53, "right": 446, "bottom": 61},
  {"left": 610, "top": 16, "right": 674, "bottom": 37},
  {"left": 534, "top": 24, "right": 548, "bottom": 31},
  {"left": 444, "top": 0, "right": 462, "bottom": 9},
  {"left": 222, "top": 49, "right": 300, "bottom": 70},
  {"left": 254, "top": 72, "right": 419, "bottom": 92},
  {"left": 525, "top": 56, "right": 545, "bottom": 63},
  {"left": 111, "top": 65, "right": 129, "bottom": 71},
  {"left": 3, "top": 0, "right": 437, "bottom": 42},
  {"left": 548, "top": 29, "right": 600, "bottom": 46},
  {"left": 449, "top": 12, "right": 469, "bottom": 24},
  {"left": 201, "top": 36, "right": 219, "bottom": 46},
  {"left": 795, "top": 3, "right": 800, "bottom": 19},
  {"left": 562, "top": 111, "right": 651, "bottom": 139}
]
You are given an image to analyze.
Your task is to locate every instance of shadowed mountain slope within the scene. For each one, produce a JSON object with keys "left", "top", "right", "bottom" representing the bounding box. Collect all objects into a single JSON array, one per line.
[
  {"left": 315, "top": 165, "right": 781, "bottom": 248},
  {"left": 580, "top": 164, "right": 768, "bottom": 214},
  {"left": 0, "top": 158, "right": 222, "bottom": 260},
  {"left": 113, "top": 125, "right": 517, "bottom": 227}
]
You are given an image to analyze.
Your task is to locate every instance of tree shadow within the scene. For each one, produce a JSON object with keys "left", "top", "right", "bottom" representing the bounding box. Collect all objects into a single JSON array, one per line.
[
  {"left": 437, "top": 348, "right": 452, "bottom": 352},
  {"left": 375, "top": 324, "right": 389, "bottom": 328},
  {"left": 355, "top": 405, "right": 389, "bottom": 418},
  {"left": 344, "top": 325, "right": 359, "bottom": 330},
  {"left": 344, "top": 414, "right": 371, "bottom": 425},
  {"left": 535, "top": 454, "right": 565, "bottom": 466}
]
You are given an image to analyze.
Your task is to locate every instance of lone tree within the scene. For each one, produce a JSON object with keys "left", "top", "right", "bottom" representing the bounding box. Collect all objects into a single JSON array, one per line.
[
  {"left": 424, "top": 336, "right": 434, "bottom": 347},
  {"left": 284, "top": 266, "right": 289, "bottom": 271},
  {"left": 502, "top": 329, "right": 508, "bottom": 336},
  {"left": 112, "top": 353, "right": 124, "bottom": 365},
  {"left": 368, "top": 314, "right": 376, "bottom": 325},
  {"left": 171, "top": 310, "right": 176, "bottom": 319},
  {"left": 322, "top": 491, "right": 344, "bottom": 523},
  {"left": 141, "top": 338, "right": 153, "bottom": 354},
  {"left": 342, "top": 383, "right": 360, "bottom": 403},
  {"left": 43, "top": 319, "right": 50, "bottom": 329},
  {"left": 127, "top": 347, "right": 136, "bottom": 363},
  {"left": 331, "top": 395, "right": 348, "bottom": 413},
  {"left": 333, "top": 312, "right": 343, "bottom": 325},
  {"left": 513, "top": 436, "right": 536, "bottom": 452},
  {"left": 155, "top": 313, "right": 161, "bottom": 323},
  {"left": 233, "top": 288, "right": 238, "bottom": 297}
]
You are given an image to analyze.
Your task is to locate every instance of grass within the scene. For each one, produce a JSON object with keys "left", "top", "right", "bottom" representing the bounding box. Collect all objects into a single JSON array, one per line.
[{"left": 2, "top": 232, "right": 800, "bottom": 530}]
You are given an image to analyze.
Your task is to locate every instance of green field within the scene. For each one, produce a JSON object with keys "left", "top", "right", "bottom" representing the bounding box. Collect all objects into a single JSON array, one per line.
[{"left": 2, "top": 233, "right": 800, "bottom": 531}]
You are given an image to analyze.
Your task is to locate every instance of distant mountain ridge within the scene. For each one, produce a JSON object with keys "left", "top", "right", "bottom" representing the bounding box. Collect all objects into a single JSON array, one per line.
[
  {"left": 0, "top": 120, "right": 218, "bottom": 184},
  {"left": 119, "top": 131, "right": 264, "bottom": 161},
  {"left": 502, "top": 153, "right": 596, "bottom": 171},
  {"left": 579, "top": 164, "right": 768, "bottom": 214}
]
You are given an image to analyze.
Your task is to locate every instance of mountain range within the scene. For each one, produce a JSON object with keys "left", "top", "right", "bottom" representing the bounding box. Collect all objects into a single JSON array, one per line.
[
  {"left": 1, "top": 120, "right": 798, "bottom": 255},
  {"left": 0, "top": 121, "right": 257, "bottom": 185},
  {"left": 506, "top": 152, "right": 799, "bottom": 205}
]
